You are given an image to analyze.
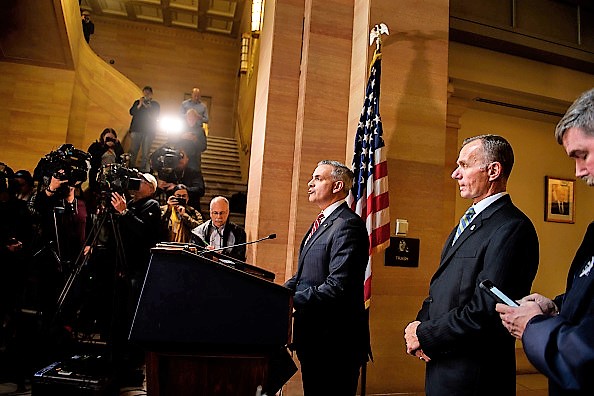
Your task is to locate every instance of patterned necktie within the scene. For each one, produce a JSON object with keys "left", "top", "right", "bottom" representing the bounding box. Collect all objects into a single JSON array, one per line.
[
  {"left": 452, "top": 206, "right": 475, "bottom": 245},
  {"left": 305, "top": 212, "right": 325, "bottom": 244}
]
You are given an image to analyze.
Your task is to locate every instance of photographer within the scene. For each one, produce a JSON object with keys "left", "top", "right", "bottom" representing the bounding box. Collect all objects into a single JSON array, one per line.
[
  {"left": 33, "top": 171, "right": 89, "bottom": 333},
  {"left": 108, "top": 172, "right": 160, "bottom": 385},
  {"left": 30, "top": 146, "right": 90, "bottom": 324},
  {"left": 88, "top": 128, "right": 125, "bottom": 192},
  {"left": 81, "top": 10, "right": 94, "bottom": 43},
  {"left": 109, "top": 172, "right": 160, "bottom": 278},
  {"left": 153, "top": 147, "right": 205, "bottom": 211},
  {"left": 160, "top": 184, "right": 203, "bottom": 243},
  {"left": 34, "top": 172, "right": 88, "bottom": 273},
  {"left": 129, "top": 86, "right": 160, "bottom": 172},
  {"left": 87, "top": 128, "right": 125, "bottom": 213}
]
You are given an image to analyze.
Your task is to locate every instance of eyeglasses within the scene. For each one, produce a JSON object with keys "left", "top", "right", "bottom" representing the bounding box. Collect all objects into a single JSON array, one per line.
[{"left": 210, "top": 211, "right": 227, "bottom": 216}]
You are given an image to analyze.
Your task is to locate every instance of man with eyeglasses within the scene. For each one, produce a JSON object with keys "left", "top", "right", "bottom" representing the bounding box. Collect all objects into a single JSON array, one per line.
[
  {"left": 497, "top": 88, "right": 594, "bottom": 395},
  {"left": 191, "top": 196, "right": 246, "bottom": 261}
]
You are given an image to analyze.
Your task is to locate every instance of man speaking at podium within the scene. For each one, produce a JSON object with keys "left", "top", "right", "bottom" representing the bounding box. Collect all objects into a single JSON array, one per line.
[{"left": 285, "top": 160, "right": 369, "bottom": 396}]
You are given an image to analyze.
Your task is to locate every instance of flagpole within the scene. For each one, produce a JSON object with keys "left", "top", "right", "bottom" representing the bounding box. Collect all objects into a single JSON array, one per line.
[{"left": 357, "top": 22, "right": 390, "bottom": 396}]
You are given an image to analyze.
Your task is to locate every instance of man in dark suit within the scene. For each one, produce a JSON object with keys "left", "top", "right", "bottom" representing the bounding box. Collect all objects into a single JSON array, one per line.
[
  {"left": 404, "top": 135, "right": 539, "bottom": 396},
  {"left": 284, "top": 160, "right": 369, "bottom": 396},
  {"left": 497, "top": 88, "right": 594, "bottom": 395},
  {"left": 550, "top": 185, "right": 571, "bottom": 215}
]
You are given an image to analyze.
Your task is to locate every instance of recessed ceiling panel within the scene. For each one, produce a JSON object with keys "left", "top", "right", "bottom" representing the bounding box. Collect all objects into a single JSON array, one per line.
[
  {"left": 171, "top": 10, "right": 197, "bottom": 28},
  {"left": 171, "top": 0, "right": 199, "bottom": 8},
  {"left": 97, "top": 0, "right": 128, "bottom": 16},
  {"left": 134, "top": 4, "right": 164, "bottom": 23},
  {"left": 206, "top": 16, "right": 232, "bottom": 34},
  {"left": 209, "top": 0, "right": 236, "bottom": 17},
  {"left": 84, "top": 0, "right": 245, "bottom": 37}
]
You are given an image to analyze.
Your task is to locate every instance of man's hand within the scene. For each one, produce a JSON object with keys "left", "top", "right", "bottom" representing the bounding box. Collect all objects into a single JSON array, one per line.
[
  {"left": 166, "top": 195, "right": 178, "bottom": 207},
  {"left": 404, "top": 321, "right": 421, "bottom": 355},
  {"left": 6, "top": 238, "right": 23, "bottom": 253},
  {"left": 404, "top": 321, "right": 431, "bottom": 362},
  {"left": 158, "top": 179, "right": 174, "bottom": 191},
  {"left": 181, "top": 132, "right": 198, "bottom": 142},
  {"left": 518, "top": 293, "right": 558, "bottom": 315},
  {"left": 110, "top": 192, "right": 127, "bottom": 214},
  {"left": 46, "top": 173, "right": 68, "bottom": 195},
  {"left": 166, "top": 195, "right": 186, "bottom": 215},
  {"left": 496, "top": 301, "right": 544, "bottom": 339}
]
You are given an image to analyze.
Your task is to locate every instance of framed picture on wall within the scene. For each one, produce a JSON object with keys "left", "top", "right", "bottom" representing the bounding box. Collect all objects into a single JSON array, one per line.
[{"left": 545, "top": 176, "right": 575, "bottom": 223}]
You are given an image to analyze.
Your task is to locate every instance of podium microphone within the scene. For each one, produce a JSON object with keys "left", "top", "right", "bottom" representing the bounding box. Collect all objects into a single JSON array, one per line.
[{"left": 198, "top": 233, "right": 277, "bottom": 256}]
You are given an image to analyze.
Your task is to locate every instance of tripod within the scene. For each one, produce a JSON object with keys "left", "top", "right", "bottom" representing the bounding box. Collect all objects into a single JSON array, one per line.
[
  {"left": 54, "top": 202, "right": 128, "bottom": 363},
  {"left": 32, "top": 206, "right": 67, "bottom": 275}
]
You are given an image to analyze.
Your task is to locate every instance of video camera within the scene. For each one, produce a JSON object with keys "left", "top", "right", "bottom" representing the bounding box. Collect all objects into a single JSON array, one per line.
[
  {"left": 150, "top": 146, "right": 183, "bottom": 177},
  {"left": 34, "top": 144, "right": 90, "bottom": 188},
  {"left": 97, "top": 163, "right": 143, "bottom": 195}
]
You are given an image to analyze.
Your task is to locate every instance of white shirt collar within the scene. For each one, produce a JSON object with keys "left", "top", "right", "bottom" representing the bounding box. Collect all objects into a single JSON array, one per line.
[
  {"left": 320, "top": 200, "right": 344, "bottom": 222},
  {"left": 471, "top": 192, "right": 507, "bottom": 216}
]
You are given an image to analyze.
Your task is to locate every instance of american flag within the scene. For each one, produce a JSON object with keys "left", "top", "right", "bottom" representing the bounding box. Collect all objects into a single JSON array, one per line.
[{"left": 347, "top": 52, "right": 390, "bottom": 309}]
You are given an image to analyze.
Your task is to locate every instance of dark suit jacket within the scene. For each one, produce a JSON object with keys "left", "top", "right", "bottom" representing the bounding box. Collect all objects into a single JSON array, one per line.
[
  {"left": 416, "top": 194, "right": 539, "bottom": 396},
  {"left": 551, "top": 201, "right": 570, "bottom": 216},
  {"left": 522, "top": 222, "right": 594, "bottom": 396},
  {"left": 284, "top": 202, "right": 369, "bottom": 362}
]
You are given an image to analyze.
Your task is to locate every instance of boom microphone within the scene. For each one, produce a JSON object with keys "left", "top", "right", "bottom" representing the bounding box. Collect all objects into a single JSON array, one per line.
[{"left": 197, "top": 233, "right": 277, "bottom": 256}]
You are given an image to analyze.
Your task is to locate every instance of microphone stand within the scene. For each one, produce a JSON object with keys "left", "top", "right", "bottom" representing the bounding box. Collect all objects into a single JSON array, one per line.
[{"left": 197, "top": 233, "right": 277, "bottom": 257}]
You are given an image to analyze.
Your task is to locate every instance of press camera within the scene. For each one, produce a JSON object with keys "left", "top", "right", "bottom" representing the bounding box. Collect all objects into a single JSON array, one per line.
[
  {"left": 33, "top": 144, "right": 90, "bottom": 188},
  {"left": 150, "top": 146, "right": 182, "bottom": 176},
  {"left": 97, "top": 163, "right": 142, "bottom": 194}
]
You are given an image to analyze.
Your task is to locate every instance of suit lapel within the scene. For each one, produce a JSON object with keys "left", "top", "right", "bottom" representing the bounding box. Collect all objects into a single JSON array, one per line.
[
  {"left": 298, "top": 204, "right": 344, "bottom": 263},
  {"left": 436, "top": 195, "right": 512, "bottom": 276}
]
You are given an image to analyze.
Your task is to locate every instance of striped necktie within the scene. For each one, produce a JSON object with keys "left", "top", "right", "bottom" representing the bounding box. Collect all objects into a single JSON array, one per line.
[
  {"left": 452, "top": 206, "right": 475, "bottom": 245},
  {"left": 305, "top": 212, "right": 325, "bottom": 244}
]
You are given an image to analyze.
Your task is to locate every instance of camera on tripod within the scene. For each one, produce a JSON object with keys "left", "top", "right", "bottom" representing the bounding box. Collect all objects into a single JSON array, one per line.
[
  {"left": 97, "top": 163, "right": 143, "bottom": 194},
  {"left": 34, "top": 144, "right": 90, "bottom": 189}
]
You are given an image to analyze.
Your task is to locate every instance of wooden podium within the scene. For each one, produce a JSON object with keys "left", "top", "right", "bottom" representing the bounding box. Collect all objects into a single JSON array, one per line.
[{"left": 129, "top": 248, "right": 294, "bottom": 396}]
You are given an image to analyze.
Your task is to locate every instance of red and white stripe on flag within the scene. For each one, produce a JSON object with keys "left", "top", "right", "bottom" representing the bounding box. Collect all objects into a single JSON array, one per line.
[{"left": 347, "top": 52, "right": 390, "bottom": 309}]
